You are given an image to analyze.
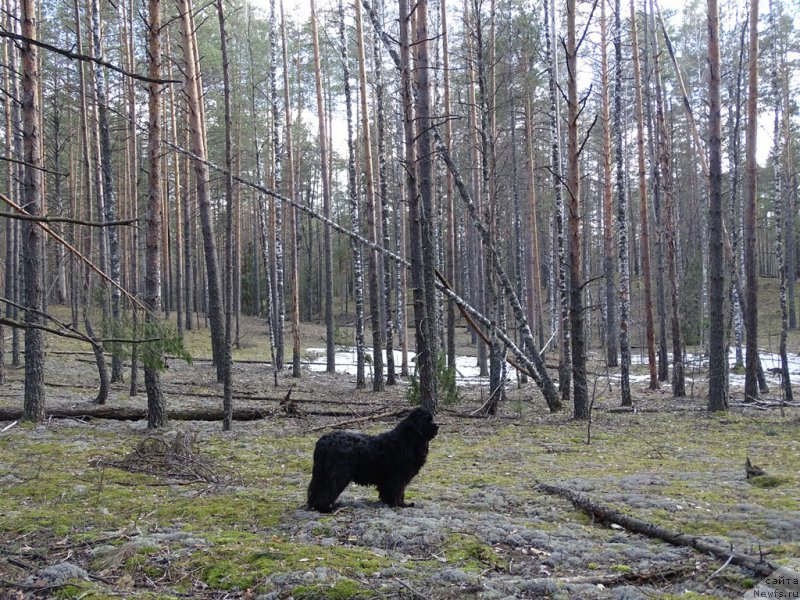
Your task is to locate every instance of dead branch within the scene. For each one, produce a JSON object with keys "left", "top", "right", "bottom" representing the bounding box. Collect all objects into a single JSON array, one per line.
[
  {"left": 0, "top": 211, "right": 140, "bottom": 228},
  {"left": 307, "top": 408, "right": 408, "bottom": 433},
  {"left": 537, "top": 482, "right": 778, "bottom": 577},
  {"left": 0, "top": 30, "right": 179, "bottom": 85},
  {"left": 527, "top": 562, "right": 694, "bottom": 588}
]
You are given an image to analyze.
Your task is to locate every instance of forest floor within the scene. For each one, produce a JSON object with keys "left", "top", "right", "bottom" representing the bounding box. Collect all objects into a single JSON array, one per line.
[{"left": 0, "top": 311, "right": 799, "bottom": 599}]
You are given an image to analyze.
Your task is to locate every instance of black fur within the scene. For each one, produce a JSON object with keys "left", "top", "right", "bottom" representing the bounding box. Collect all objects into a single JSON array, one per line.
[{"left": 307, "top": 408, "right": 439, "bottom": 512}]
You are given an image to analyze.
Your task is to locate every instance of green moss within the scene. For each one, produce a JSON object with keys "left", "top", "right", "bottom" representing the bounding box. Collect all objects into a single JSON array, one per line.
[
  {"left": 748, "top": 475, "right": 788, "bottom": 488},
  {"left": 292, "top": 578, "right": 370, "bottom": 599},
  {"left": 193, "top": 540, "right": 393, "bottom": 591},
  {"left": 445, "top": 534, "right": 505, "bottom": 572},
  {"left": 611, "top": 564, "right": 632, "bottom": 573}
]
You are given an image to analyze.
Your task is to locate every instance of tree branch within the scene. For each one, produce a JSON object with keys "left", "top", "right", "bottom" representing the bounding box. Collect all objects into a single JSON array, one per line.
[
  {"left": 0, "top": 211, "right": 140, "bottom": 228},
  {"left": 0, "top": 30, "right": 179, "bottom": 85}
]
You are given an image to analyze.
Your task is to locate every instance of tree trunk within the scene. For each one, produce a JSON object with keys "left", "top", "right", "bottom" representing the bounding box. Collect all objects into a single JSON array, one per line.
[
  {"left": 743, "top": 0, "right": 760, "bottom": 402},
  {"left": 441, "top": 0, "right": 456, "bottom": 372},
  {"left": 269, "top": 0, "right": 285, "bottom": 372},
  {"left": 601, "top": 0, "right": 617, "bottom": 370},
  {"left": 354, "top": 0, "right": 384, "bottom": 391},
  {"left": 20, "top": 0, "right": 45, "bottom": 422},
  {"left": 631, "top": 0, "right": 657, "bottom": 391},
  {"left": 400, "top": 0, "right": 436, "bottom": 411},
  {"left": 176, "top": 0, "right": 225, "bottom": 381},
  {"left": 217, "top": 0, "right": 235, "bottom": 429},
  {"left": 769, "top": 0, "right": 792, "bottom": 403},
  {"left": 652, "top": 12, "right": 685, "bottom": 397},
  {"left": 566, "top": 0, "right": 588, "bottom": 419},
  {"left": 644, "top": 0, "right": 669, "bottom": 383},
  {"left": 90, "top": 0, "right": 123, "bottom": 383},
  {"left": 372, "top": 1, "right": 395, "bottom": 386},
  {"left": 544, "top": 0, "right": 570, "bottom": 405},
  {"left": 145, "top": 0, "right": 166, "bottom": 428},
  {"left": 280, "top": 0, "right": 301, "bottom": 378},
  {"left": 707, "top": 0, "right": 728, "bottom": 411},
  {"left": 341, "top": 0, "right": 367, "bottom": 389},
  {"left": 310, "top": 0, "right": 336, "bottom": 374},
  {"left": 525, "top": 99, "right": 545, "bottom": 352}
]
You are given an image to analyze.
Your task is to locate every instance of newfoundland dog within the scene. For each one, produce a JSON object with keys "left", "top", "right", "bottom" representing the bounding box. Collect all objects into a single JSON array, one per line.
[{"left": 307, "top": 408, "right": 439, "bottom": 512}]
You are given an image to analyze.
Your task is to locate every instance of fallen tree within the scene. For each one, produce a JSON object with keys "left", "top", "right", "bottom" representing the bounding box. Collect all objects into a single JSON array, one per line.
[{"left": 537, "top": 482, "right": 778, "bottom": 577}]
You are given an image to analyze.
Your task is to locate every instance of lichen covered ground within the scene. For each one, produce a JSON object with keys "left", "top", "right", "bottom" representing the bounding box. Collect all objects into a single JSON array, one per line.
[{"left": 1, "top": 323, "right": 799, "bottom": 599}]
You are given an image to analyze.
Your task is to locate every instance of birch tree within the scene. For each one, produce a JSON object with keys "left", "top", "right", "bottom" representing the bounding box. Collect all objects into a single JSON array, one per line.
[{"left": 354, "top": 0, "right": 384, "bottom": 391}]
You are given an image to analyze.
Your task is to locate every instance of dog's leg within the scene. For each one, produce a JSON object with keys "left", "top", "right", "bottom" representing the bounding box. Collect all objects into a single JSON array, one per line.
[
  {"left": 378, "top": 483, "right": 414, "bottom": 508},
  {"left": 308, "top": 465, "right": 351, "bottom": 512}
]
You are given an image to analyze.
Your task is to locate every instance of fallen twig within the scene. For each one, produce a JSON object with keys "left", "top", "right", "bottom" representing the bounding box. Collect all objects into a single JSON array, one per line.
[{"left": 306, "top": 408, "right": 408, "bottom": 433}]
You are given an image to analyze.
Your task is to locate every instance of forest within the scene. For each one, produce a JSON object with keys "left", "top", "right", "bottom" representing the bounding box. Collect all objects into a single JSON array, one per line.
[{"left": 0, "top": 0, "right": 799, "bottom": 596}]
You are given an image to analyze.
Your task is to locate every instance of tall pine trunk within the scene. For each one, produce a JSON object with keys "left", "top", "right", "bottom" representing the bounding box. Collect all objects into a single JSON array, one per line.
[
  {"left": 601, "top": 0, "right": 617, "bottom": 369},
  {"left": 217, "top": 0, "right": 235, "bottom": 429},
  {"left": 631, "top": 0, "right": 657, "bottom": 391},
  {"left": 566, "top": 0, "right": 588, "bottom": 419},
  {"left": 176, "top": 0, "right": 225, "bottom": 381},
  {"left": 707, "top": 0, "right": 728, "bottom": 411},
  {"left": 20, "top": 0, "right": 45, "bottom": 422},
  {"left": 743, "top": 0, "right": 760, "bottom": 402},
  {"left": 91, "top": 0, "right": 123, "bottom": 382},
  {"left": 144, "top": 0, "right": 166, "bottom": 428}
]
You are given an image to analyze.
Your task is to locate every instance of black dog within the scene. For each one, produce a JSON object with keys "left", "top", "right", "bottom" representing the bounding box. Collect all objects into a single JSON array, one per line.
[{"left": 307, "top": 408, "right": 439, "bottom": 512}]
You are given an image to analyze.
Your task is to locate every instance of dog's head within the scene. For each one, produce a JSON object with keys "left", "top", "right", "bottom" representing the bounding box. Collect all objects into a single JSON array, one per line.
[{"left": 402, "top": 407, "right": 439, "bottom": 441}]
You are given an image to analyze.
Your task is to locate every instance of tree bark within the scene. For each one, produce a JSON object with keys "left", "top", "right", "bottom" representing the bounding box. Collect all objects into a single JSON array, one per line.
[
  {"left": 176, "top": 0, "right": 225, "bottom": 382},
  {"left": 20, "top": 0, "right": 45, "bottom": 422},
  {"left": 566, "top": 0, "right": 588, "bottom": 419},
  {"left": 310, "top": 0, "right": 336, "bottom": 374},
  {"left": 145, "top": 0, "right": 166, "bottom": 429},
  {"left": 544, "top": 0, "right": 570, "bottom": 405},
  {"left": 601, "top": 0, "right": 617, "bottom": 370},
  {"left": 90, "top": 0, "right": 123, "bottom": 383},
  {"left": 341, "top": 0, "right": 367, "bottom": 389},
  {"left": 615, "top": 0, "right": 631, "bottom": 406},
  {"left": 630, "top": 0, "right": 657, "bottom": 392},
  {"left": 707, "top": 0, "right": 728, "bottom": 411},
  {"left": 354, "top": 0, "right": 384, "bottom": 391},
  {"left": 743, "top": 0, "right": 760, "bottom": 403},
  {"left": 217, "top": 0, "right": 235, "bottom": 430},
  {"left": 280, "top": 0, "right": 301, "bottom": 378}
]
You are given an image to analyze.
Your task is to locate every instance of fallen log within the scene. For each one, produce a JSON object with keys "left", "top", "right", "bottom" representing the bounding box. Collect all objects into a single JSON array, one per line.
[
  {"left": 0, "top": 405, "right": 365, "bottom": 422},
  {"left": 537, "top": 482, "right": 778, "bottom": 577},
  {"left": 0, "top": 405, "right": 273, "bottom": 422}
]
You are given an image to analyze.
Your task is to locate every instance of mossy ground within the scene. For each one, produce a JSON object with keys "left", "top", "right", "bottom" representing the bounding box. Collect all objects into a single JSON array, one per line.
[{"left": 1, "top": 308, "right": 798, "bottom": 598}]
